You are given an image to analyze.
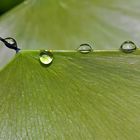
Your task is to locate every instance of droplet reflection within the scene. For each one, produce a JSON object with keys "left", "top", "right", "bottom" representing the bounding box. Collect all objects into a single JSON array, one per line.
[
  {"left": 78, "top": 44, "right": 93, "bottom": 54},
  {"left": 39, "top": 50, "right": 53, "bottom": 65},
  {"left": 4, "top": 38, "right": 16, "bottom": 45},
  {"left": 120, "top": 41, "right": 137, "bottom": 53}
]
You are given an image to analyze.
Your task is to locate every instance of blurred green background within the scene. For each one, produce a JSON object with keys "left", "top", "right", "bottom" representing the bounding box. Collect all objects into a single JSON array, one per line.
[{"left": 0, "top": 0, "right": 24, "bottom": 15}]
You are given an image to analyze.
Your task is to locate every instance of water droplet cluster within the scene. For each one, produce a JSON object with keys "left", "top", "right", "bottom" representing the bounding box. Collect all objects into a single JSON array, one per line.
[
  {"left": 0, "top": 36, "right": 139, "bottom": 67},
  {"left": 39, "top": 41, "right": 139, "bottom": 66}
]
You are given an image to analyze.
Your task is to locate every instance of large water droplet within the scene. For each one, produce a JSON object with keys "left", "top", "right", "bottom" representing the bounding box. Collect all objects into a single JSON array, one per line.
[
  {"left": 39, "top": 50, "right": 53, "bottom": 65},
  {"left": 120, "top": 41, "right": 137, "bottom": 53},
  {"left": 78, "top": 43, "right": 93, "bottom": 54}
]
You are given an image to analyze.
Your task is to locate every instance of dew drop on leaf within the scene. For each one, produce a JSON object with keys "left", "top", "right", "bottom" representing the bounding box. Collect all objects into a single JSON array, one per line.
[
  {"left": 39, "top": 50, "right": 53, "bottom": 65},
  {"left": 78, "top": 43, "right": 93, "bottom": 54},
  {"left": 120, "top": 41, "right": 137, "bottom": 53},
  {"left": 0, "top": 37, "right": 20, "bottom": 53},
  {"left": 4, "top": 37, "right": 16, "bottom": 45}
]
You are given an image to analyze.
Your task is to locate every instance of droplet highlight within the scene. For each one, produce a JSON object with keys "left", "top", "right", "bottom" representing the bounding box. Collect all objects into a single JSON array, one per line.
[
  {"left": 39, "top": 50, "right": 53, "bottom": 65},
  {"left": 0, "top": 37, "right": 20, "bottom": 53},
  {"left": 4, "top": 37, "right": 15, "bottom": 45},
  {"left": 78, "top": 44, "right": 93, "bottom": 54},
  {"left": 120, "top": 41, "right": 137, "bottom": 53}
]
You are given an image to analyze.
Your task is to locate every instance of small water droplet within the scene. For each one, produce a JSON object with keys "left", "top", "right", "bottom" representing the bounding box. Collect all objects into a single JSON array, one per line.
[
  {"left": 0, "top": 37, "right": 20, "bottom": 53},
  {"left": 4, "top": 37, "right": 15, "bottom": 45},
  {"left": 39, "top": 50, "right": 53, "bottom": 65},
  {"left": 120, "top": 41, "right": 137, "bottom": 53},
  {"left": 78, "top": 44, "right": 93, "bottom": 54}
]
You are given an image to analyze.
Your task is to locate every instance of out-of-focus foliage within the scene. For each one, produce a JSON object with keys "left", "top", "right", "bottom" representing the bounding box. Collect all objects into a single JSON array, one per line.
[
  {"left": 0, "top": 0, "right": 24, "bottom": 15},
  {"left": 0, "top": 0, "right": 140, "bottom": 50}
]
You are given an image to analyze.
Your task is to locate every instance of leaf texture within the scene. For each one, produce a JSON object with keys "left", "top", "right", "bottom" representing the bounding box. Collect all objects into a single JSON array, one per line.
[{"left": 0, "top": 50, "right": 140, "bottom": 139}]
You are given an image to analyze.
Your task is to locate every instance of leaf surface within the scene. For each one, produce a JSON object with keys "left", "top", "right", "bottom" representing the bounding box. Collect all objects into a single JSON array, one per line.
[{"left": 0, "top": 50, "right": 140, "bottom": 139}]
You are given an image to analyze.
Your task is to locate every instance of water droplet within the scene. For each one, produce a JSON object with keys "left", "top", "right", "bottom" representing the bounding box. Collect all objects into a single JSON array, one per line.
[
  {"left": 2, "top": 37, "right": 20, "bottom": 53},
  {"left": 4, "top": 37, "right": 15, "bottom": 45},
  {"left": 120, "top": 41, "right": 137, "bottom": 53},
  {"left": 39, "top": 50, "right": 53, "bottom": 65},
  {"left": 78, "top": 44, "right": 93, "bottom": 54}
]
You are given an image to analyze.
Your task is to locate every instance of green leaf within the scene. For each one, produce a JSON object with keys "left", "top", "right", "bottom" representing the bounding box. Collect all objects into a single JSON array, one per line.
[
  {"left": 0, "top": 0, "right": 24, "bottom": 15},
  {"left": 0, "top": 0, "right": 140, "bottom": 50},
  {"left": 0, "top": 1, "right": 140, "bottom": 138},
  {"left": 0, "top": 50, "right": 140, "bottom": 139}
]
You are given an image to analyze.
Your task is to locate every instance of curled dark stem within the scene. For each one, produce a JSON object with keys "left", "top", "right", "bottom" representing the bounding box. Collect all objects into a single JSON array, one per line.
[{"left": 0, "top": 37, "right": 20, "bottom": 53}]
